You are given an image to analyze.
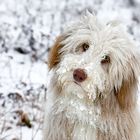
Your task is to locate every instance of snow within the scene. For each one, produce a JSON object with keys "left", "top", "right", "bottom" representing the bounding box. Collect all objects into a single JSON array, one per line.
[{"left": 0, "top": 0, "right": 140, "bottom": 139}]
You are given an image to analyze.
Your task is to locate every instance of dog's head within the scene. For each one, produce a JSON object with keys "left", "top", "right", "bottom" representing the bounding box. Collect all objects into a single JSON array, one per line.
[{"left": 48, "top": 12, "right": 140, "bottom": 110}]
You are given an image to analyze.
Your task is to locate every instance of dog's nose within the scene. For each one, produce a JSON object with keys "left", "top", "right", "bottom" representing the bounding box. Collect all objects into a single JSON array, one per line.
[{"left": 73, "top": 68, "right": 87, "bottom": 82}]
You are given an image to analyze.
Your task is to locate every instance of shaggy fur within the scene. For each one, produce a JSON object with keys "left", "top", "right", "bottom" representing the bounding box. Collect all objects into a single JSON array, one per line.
[{"left": 43, "top": 12, "right": 140, "bottom": 140}]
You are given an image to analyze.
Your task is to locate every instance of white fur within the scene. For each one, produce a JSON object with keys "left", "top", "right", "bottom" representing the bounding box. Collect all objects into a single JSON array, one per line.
[{"left": 43, "top": 12, "right": 140, "bottom": 140}]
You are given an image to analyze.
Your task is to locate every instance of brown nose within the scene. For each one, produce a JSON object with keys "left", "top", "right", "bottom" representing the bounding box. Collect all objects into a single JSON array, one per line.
[{"left": 73, "top": 68, "right": 87, "bottom": 82}]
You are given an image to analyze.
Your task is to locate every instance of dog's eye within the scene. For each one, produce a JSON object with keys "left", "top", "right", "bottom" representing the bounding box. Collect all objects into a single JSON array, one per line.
[
  {"left": 76, "top": 43, "right": 89, "bottom": 53},
  {"left": 81, "top": 43, "right": 89, "bottom": 52},
  {"left": 101, "top": 55, "right": 110, "bottom": 64}
]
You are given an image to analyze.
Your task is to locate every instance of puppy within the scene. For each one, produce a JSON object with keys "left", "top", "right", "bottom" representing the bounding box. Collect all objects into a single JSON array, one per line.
[{"left": 43, "top": 12, "right": 140, "bottom": 140}]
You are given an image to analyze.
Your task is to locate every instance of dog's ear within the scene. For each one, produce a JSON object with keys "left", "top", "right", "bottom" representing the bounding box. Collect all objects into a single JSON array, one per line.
[
  {"left": 116, "top": 73, "right": 137, "bottom": 111},
  {"left": 48, "top": 35, "right": 65, "bottom": 69},
  {"left": 116, "top": 54, "right": 140, "bottom": 111}
]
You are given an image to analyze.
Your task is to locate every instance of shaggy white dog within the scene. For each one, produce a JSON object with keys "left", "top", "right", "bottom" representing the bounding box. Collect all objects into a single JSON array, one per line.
[{"left": 43, "top": 12, "right": 140, "bottom": 140}]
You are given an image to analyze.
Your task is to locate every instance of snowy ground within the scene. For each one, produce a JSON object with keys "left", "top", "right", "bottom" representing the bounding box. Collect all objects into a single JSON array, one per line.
[{"left": 0, "top": 0, "right": 140, "bottom": 139}]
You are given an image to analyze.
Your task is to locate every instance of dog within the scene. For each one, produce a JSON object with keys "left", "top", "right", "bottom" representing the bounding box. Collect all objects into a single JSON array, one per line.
[{"left": 43, "top": 12, "right": 140, "bottom": 140}]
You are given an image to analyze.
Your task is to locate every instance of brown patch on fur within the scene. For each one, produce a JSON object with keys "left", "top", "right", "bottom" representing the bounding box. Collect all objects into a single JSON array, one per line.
[
  {"left": 48, "top": 35, "right": 65, "bottom": 69},
  {"left": 116, "top": 71, "right": 137, "bottom": 111}
]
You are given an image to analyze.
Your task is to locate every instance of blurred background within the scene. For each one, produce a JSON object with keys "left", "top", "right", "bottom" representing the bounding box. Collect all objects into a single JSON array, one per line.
[{"left": 0, "top": 0, "right": 140, "bottom": 139}]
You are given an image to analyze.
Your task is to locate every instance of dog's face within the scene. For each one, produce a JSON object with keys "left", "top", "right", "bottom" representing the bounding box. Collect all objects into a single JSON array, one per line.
[{"left": 48, "top": 13, "right": 140, "bottom": 110}]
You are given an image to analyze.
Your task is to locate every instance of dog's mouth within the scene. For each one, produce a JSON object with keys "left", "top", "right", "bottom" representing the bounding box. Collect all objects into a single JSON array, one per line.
[
  {"left": 74, "top": 81, "right": 80, "bottom": 86},
  {"left": 74, "top": 81, "right": 85, "bottom": 91},
  {"left": 73, "top": 81, "right": 102, "bottom": 102},
  {"left": 73, "top": 81, "right": 95, "bottom": 101}
]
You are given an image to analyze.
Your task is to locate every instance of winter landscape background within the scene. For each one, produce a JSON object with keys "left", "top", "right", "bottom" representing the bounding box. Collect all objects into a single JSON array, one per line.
[{"left": 0, "top": 0, "right": 140, "bottom": 139}]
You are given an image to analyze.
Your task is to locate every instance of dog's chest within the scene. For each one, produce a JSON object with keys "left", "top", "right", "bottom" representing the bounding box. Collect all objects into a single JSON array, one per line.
[
  {"left": 70, "top": 123, "right": 97, "bottom": 140},
  {"left": 55, "top": 97, "right": 101, "bottom": 140}
]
